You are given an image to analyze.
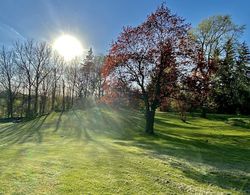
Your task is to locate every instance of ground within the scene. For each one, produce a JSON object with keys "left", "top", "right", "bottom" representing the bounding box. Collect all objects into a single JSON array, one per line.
[{"left": 0, "top": 106, "right": 249, "bottom": 194}]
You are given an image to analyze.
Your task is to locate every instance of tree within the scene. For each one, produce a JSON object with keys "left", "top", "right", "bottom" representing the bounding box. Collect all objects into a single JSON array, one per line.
[
  {"left": 223, "top": 41, "right": 249, "bottom": 113},
  {"left": 32, "top": 42, "right": 52, "bottom": 115},
  {"left": 93, "top": 55, "right": 105, "bottom": 99},
  {"left": 14, "top": 40, "right": 52, "bottom": 117},
  {"left": 80, "top": 48, "right": 95, "bottom": 98},
  {"left": 236, "top": 42, "right": 250, "bottom": 114},
  {"left": 0, "top": 47, "right": 20, "bottom": 118},
  {"left": 212, "top": 40, "right": 250, "bottom": 114},
  {"left": 65, "top": 58, "right": 80, "bottom": 107},
  {"left": 50, "top": 53, "right": 64, "bottom": 111},
  {"left": 213, "top": 39, "right": 237, "bottom": 113},
  {"left": 103, "top": 4, "right": 191, "bottom": 134},
  {"left": 190, "top": 15, "right": 244, "bottom": 60},
  {"left": 14, "top": 41, "right": 35, "bottom": 117},
  {"left": 39, "top": 76, "right": 50, "bottom": 115}
]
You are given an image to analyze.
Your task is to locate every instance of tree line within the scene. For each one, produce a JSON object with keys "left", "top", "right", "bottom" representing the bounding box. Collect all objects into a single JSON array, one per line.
[{"left": 0, "top": 41, "right": 105, "bottom": 119}]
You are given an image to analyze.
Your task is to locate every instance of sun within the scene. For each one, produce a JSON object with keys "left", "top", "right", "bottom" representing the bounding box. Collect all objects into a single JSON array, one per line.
[{"left": 53, "top": 34, "right": 83, "bottom": 61}]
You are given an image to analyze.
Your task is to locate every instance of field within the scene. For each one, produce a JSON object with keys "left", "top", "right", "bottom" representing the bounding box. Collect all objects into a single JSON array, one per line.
[{"left": 0, "top": 106, "right": 249, "bottom": 194}]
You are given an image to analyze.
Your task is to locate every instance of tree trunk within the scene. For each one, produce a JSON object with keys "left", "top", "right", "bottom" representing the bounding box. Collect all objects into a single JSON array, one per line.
[
  {"left": 27, "top": 86, "right": 32, "bottom": 118},
  {"left": 34, "top": 80, "right": 39, "bottom": 116},
  {"left": 51, "top": 69, "right": 57, "bottom": 111},
  {"left": 40, "top": 95, "right": 46, "bottom": 115},
  {"left": 34, "top": 88, "right": 38, "bottom": 115},
  {"left": 98, "top": 85, "right": 101, "bottom": 99},
  {"left": 7, "top": 99, "right": 13, "bottom": 118},
  {"left": 145, "top": 109, "right": 155, "bottom": 134},
  {"left": 201, "top": 106, "right": 207, "bottom": 118},
  {"left": 7, "top": 89, "right": 14, "bottom": 118},
  {"left": 21, "top": 86, "right": 25, "bottom": 117},
  {"left": 71, "top": 86, "right": 74, "bottom": 107},
  {"left": 51, "top": 85, "right": 56, "bottom": 111},
  {"left": 62, "top": 79, "right": 65, "bottom": 111}
]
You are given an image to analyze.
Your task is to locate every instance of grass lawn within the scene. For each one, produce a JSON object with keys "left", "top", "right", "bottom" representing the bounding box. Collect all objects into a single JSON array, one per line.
[{"left": 0, "top": 106, "right": 249, "bottom": 194}]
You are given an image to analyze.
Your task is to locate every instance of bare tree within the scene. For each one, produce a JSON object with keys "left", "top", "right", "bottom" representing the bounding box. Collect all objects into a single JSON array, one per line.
[
  {"left": 32, "top": 42, "right": 52, "bottom": 115},
  {"left": 14, "top": 40, "right": 35, "bottom": 117},
  {"left": 65, "top": 58, "right": 81, "bottom": 107},
  {"left": 50, "top": 53, "right": 64, "bottom": 111},
  {"left": 0, "top": 47, "right": 20, "bottom": 118}
]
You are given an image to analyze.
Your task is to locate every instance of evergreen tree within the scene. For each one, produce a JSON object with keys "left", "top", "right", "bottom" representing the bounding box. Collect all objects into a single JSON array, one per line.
[
  {"left": 214, "top": 39, "right": 237, "bottom": 113},
  {"left": 236, "top": 42, "right": 250, "bottom": 114},
  {"left": 214, "top": 40, "right": 250, "bottom": 114},
  {"left": 79, "top": 48, "right": 95, "bottom": 98}
]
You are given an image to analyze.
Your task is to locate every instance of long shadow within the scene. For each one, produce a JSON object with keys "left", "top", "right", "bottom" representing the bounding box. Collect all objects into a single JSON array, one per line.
[
  {"left": 69, "top": 107, "right": 144, "bottom": 140},
  {"left": 114, "top": 130, "right": 250, "bottom": 193},
  {"left": 185, "top": 113, "right": 231, "bottom": 122},
  {"left": 154, "top": 118, "right": 200, "bottom": 130},
  {"left": 54, "top": 111, "right": 63, "bottom": 132},
  {"left": 72, "top": 109, "right": 92, "bottom": 141},
  {"left": 19, "top": 114, "right": 48, "bottom": 143},
  {"left": 53, "top": 108, "right": 94, "bottom": 142},
  {"left": 172, "top": 160, "right": 250, "bottom": 194},
  {"left": 2, "top": 108, "right": 248, "bottom": 192},
  {"left": 105, "top": 110, "right": 250, "bottom": 193},
  {"left": 0, "top": 114, "right": 49, "bottom": 146}
]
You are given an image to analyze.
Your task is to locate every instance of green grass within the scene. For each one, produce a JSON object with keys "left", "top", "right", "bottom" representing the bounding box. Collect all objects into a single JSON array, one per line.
[{"left": 0, "top": 106, "right": 249, "bottom": 194}]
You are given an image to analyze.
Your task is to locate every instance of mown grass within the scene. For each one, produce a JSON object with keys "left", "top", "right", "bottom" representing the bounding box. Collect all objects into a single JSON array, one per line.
[{"left": 0, "top": 106, "right": 249, "bottom": 194}]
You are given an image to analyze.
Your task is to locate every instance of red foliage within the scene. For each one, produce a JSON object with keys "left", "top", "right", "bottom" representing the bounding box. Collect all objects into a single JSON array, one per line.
[
  {"left": 102, "top": 3, "right": 192, "bottom": 112},
  {"left": 185, "top": 45, "right": 218, "bottom": 112}
]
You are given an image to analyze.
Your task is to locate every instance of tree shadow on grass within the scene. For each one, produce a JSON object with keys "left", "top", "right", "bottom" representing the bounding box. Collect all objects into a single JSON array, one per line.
[
  {"left": 105, "top": 111, "right": 250, "bottom": 193},
  {"left": 154, "top": 118, "right": 200, "bottom": 130},
  {"left": 1, "top": 107, "right": 249, "bottom": 193},
  {"left": 0, "top": 114, "right": 48, "bottom": 146},
  {"left": 72, "top": 109, "right": 93, "bottom": 141},
  {"left": 64, "top": 107, "right": 145, "bottom": 141},
  {"left": 174, "top": 160, "right": 250, "bottom": 194},
  {"left": 54, "top": 111, "right": 63, "bottom": 132},
  {"left": 115, "top": 130, "right": 250, "bottom": 193}
]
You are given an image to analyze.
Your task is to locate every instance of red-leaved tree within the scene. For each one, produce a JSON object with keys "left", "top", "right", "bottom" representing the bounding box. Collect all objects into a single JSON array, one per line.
[
  {"left": 186, "top": 49, "right": 218, "bottom": 118},
  {"left": 102, "top": 4, "right": 191, "bottom": 134}
]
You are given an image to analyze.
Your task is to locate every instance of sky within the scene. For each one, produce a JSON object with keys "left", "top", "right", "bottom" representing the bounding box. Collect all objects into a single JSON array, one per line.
[{"left": 0, "top": 0, "right": 249, "bottom": 54}]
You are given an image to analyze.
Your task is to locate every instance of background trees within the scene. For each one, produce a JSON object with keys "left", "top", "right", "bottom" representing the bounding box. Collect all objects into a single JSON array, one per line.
[
  {"left": 213, "top": 40, "right": 250, "bottom": 114},
  {"left": 0, "top": 40, "right": 105, "bottom": 119},
  {"left": 187, "top": 15, "right": 245, "bottom": 117}
]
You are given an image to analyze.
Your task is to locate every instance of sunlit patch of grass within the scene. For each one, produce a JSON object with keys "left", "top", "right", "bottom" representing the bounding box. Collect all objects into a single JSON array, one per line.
[{"left": 0, "top": 107, "right": 249, "bottom": 194}]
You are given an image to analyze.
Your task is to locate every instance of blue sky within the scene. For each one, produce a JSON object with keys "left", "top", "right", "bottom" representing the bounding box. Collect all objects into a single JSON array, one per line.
[{"left": 0, "top": 0, "right": 249, "bottom": 54}]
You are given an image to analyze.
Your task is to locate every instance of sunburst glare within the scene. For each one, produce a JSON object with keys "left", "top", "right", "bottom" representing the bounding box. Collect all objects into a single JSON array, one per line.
[{"left": 53, "top": 34, "right": 84, "bottom": 61}]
